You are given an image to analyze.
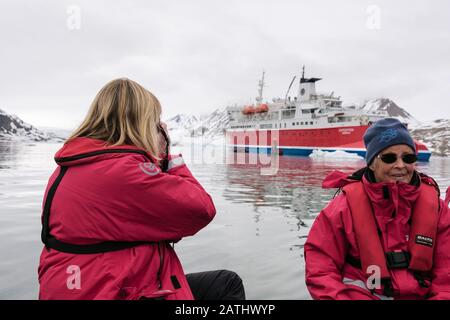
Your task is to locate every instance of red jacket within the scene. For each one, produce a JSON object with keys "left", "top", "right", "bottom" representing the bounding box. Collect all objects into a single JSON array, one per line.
[
  {"left": 305, "top": 169, "right": 450, "bottom": 300},
  {"left": 38, "top": 137, "right": 216, "bottom": 299}
]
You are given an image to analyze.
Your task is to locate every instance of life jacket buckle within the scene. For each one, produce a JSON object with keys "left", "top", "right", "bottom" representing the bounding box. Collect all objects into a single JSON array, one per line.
[{"left": 385, "top": 251, "right": 410, "bottom": 269}]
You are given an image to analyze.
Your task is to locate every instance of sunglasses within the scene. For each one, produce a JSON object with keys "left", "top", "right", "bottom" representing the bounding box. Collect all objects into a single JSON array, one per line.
[{"left": 377, "top": 153, "right": 417, "bottom": 164}]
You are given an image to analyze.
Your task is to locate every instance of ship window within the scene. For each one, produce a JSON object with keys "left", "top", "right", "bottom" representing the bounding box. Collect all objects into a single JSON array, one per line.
[
  {"left": 292, "top": 122, "right": 295, "bottom": 126},
  {"left": 310, "top": 121, "right": 313, "bottom": 125},
  {"left": 301, "top": 122, "right": 304, "bottom": 125}
]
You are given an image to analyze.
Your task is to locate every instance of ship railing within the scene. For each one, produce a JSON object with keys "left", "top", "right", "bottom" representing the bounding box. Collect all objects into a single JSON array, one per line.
[{"left": 234, "top": 113, "right": 278, "bottom": 122}]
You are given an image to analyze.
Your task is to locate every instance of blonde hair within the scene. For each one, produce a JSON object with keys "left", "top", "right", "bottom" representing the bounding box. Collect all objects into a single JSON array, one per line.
[{"left": 67, "top": 78, "right": 162, "bottom": 158}]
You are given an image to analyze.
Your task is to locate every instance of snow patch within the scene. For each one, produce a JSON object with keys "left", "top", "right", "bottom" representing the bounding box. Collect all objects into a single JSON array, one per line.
[{"left": 309, "top": 149, "right": 364, "bottom": 160}]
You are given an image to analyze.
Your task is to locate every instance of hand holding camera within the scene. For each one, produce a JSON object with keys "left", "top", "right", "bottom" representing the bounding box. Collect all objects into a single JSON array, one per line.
[{"left": 158, "top": 122, "right": 170, "bottom": 171}]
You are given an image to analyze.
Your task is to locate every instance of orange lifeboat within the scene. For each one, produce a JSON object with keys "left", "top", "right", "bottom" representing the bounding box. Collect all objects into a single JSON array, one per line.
[
  {"left": 255, "top": 103, "right": 269, "bottom": 113},
  {"left": 242, "top": 105, "right": 256, "bottom": 115}
]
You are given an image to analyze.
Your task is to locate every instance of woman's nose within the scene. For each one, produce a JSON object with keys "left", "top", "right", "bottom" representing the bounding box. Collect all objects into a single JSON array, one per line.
[{"left": 393, "top": 157, "right": 407, "bottom": 168}]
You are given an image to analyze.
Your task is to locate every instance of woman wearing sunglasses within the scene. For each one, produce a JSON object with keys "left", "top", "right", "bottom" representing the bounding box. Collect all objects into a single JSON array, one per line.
[
  {"left": 305, "top": 118, "right": 450, "bottom": 300},
  {"left": 38, "top": 78, "right": 245, "bottom": 300}
]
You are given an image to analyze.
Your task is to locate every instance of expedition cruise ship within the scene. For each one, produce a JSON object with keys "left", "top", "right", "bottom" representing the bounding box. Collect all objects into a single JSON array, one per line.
[{"left": 225, "top": 67, "right": 431, "bottom": 161}]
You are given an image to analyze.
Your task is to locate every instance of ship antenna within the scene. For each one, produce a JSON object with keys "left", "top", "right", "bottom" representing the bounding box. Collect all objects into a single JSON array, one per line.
[
  {"left": 302, "top": 65, "right": 305, "bottom": 80},
  {"left": 256, "top": 70, "right": 265, "bottom": 105}
]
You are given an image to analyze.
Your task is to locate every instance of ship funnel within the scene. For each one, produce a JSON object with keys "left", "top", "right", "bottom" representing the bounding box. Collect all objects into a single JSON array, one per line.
[{"left": 297, "top": 66, "right": 322, "bottom": 102}]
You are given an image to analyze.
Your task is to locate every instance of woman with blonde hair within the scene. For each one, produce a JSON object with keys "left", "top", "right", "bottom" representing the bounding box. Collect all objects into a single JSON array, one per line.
[{"left": 38, "top": 78, "right": 245, "bottom": 300}]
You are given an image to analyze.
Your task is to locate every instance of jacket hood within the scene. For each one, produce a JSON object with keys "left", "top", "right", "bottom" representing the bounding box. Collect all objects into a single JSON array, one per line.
[
  {"left": 54, "top": 137, "right": 155, "bottom": 167},
  {"left": 322, "top": 167, "right": 440, "bottom": 218},
  {"left": 321, "top": 170, "right": 358, "bottom": 189}
]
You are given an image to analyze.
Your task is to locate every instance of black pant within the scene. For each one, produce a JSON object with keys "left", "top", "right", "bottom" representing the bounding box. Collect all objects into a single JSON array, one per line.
[{"left": 186, "top": 270, "right": 246, "bottom": 300}]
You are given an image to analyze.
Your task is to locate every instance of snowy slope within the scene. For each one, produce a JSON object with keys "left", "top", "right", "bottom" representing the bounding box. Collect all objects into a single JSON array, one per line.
[
  {"left": 410, "top": 119, "right": 450, "bottom": 156},
  {"left": 0, "top": 109, "right": 64, "bottom": 142},
  {"left": 165, "top": 109, "right": 229, "bottom": 146},
  {"left": 3, "top": 100, "right": 446, "bottom": 156},
  {"left": 165, "top": 100, "right": 449, "bottom": 157},
  {"left": 360, "top": 98, "right": 420, "bottom": 126},
  {"left": 358, "top": 99, "right": 449, "bottom": 156},
  {"left": 38, "top": 127, "right": 73, "bottom": 140}
]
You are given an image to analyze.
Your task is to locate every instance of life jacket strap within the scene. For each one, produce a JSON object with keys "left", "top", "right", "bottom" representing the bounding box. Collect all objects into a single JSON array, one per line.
[
  {"left": 381, "top": 278, "right": 394, "bottom": 297},
  {"left": 345, "top": 254, "right": 362, "bottom": 269},
  {"left": 385, "top": 251, "right": 410, "bottom": 269},
  {"left": 346, "top": 251, "right": 411, "bottom": 270},
  {"left": 42, "top": 152, "right": 159, "bottom": 254},
  {"left": 413, "top": 271, "right": 432, "bottom": 288},
  {"left": 346, "top": 252, "right": 430, "bottom": 296}
]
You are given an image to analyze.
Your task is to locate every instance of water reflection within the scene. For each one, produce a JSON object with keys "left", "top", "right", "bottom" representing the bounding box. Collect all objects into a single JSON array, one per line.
[
  {"left": 221, "top": 152, "right": 450, "bottom": 256},
  {"left": 224, "top": 153, "right": 365, "bottom": 224},
  {"left": 0, "top": 141, "right": 23, "bottom": 169},
  {"left": 223, "top": 153, "right": 450, "bottom": 211}
]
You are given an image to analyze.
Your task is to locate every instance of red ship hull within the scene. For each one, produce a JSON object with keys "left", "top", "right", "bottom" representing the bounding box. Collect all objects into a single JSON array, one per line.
[{"left": 226, "top": 126, "right": 431, "bottom": 161}]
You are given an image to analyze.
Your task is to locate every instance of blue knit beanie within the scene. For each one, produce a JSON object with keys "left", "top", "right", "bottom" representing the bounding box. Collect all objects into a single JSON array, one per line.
[{"left": 363, "top": 118, "right": 416, "bottom": 164}]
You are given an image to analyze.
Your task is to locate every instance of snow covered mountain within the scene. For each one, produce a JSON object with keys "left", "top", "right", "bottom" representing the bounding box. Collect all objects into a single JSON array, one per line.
[
  {"left": 360, "top": 98, "right": 420, "bottom": 126},
  {"left": 165, "top": 99, "right": 449, "bottom": 156},
  {"left": 410, "top": 119, "right": 450, "bottom": 156},
  {"left": 358, "top": 99, "right": 449, "bottom": 156},
  {"left": 165, "top": 114, "right": 199, "bottom": 131},
  {"left": 38, "top": 127, "right": 73, "bottom": 140},
  {"left": 165, "top": 109, "right": 229, "bottom": 146},
  {"left": 0, "top": 109, "right": 64, "bottom": 142},
  {"left": 2, "top": 100, "right": 447, "bottom": 157},
  {"left": 166, "top": 98, "right": 427, "bottom": 139}
]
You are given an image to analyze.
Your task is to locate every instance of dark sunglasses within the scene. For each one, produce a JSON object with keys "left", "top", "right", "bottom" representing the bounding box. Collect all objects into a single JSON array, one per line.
[{"left": 377, "top": 153, "right": 417, "bottom": 164}]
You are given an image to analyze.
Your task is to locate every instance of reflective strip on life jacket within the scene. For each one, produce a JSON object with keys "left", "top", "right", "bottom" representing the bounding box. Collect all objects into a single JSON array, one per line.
[{"left": 342, "top": 278, "right": 394, "bottom": 300}]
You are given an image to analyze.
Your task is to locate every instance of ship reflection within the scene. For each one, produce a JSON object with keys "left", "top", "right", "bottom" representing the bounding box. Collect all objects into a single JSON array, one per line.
[{"left": 223, "top": 152, "right": 365, "bottom": 240}]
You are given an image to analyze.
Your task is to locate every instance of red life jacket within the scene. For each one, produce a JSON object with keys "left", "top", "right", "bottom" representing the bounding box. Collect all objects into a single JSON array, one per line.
[{"left": 343, "top": 181, "right": 440, "bottom": 281}]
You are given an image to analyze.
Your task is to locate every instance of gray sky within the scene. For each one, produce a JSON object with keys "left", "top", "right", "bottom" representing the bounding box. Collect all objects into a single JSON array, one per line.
[{"left": 1, "top": 0, "right": 449, "bottom": 129}]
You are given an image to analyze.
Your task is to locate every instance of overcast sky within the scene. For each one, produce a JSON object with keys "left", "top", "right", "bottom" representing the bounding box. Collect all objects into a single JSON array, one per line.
[{"left": 1, "top": 0, "right": 449, "bottom": 129}]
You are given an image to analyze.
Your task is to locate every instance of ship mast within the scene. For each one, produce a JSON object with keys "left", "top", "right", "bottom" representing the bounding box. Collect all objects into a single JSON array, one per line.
[{"left": 256, "top": 70, "right": 265, "bottom": 106}]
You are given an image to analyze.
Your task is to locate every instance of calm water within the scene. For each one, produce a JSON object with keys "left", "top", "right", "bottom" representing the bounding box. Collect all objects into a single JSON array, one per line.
[{"left": 1, "top": 141, "right": 449, "bottom": 300}]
